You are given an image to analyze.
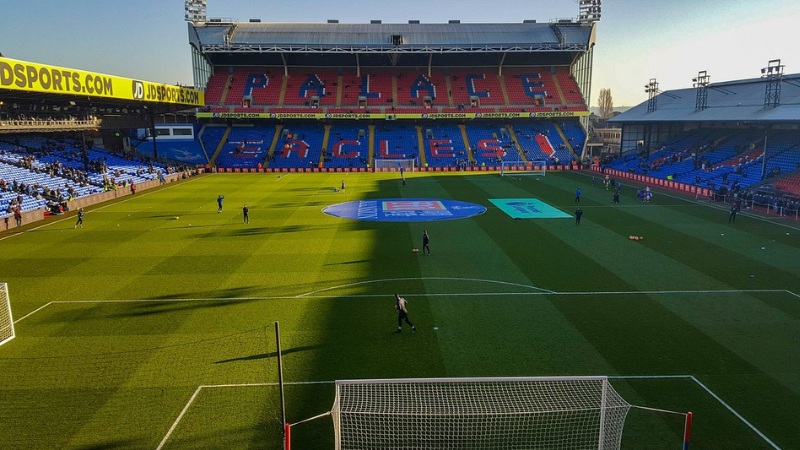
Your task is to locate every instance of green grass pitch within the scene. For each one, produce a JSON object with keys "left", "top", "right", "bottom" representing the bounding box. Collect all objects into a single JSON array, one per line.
[{"left": 1, "top": 171, "right": 798, "bottom": 449}]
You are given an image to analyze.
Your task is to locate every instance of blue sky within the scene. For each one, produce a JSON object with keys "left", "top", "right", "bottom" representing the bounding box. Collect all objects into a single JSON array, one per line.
[{"left": 0, "top": 0, "right": 798, "bottom": 106}]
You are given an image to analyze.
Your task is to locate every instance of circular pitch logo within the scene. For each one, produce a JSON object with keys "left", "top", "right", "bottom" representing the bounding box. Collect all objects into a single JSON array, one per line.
[{"left": 323, "top": 198, "right": 486, "bottom": 222}]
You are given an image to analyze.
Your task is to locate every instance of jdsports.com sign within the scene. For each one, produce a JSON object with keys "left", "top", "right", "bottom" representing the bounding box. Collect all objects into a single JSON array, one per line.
[{"left": 0, "top": 56, "right": 204, "bottom": 107}]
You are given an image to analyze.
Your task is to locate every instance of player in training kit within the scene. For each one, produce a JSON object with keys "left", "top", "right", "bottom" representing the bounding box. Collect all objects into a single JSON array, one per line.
[
  {"left": 217, "top": 194, "right": 225, "bottom": 213},
  {"left": 394, "top": 294, "right": 416, "bottom": 333}
]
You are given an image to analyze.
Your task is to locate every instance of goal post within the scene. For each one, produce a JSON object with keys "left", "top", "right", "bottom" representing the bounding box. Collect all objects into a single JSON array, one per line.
[
  {"left": 330, "top": 376, "right": 633, "bottom": 450},
  {"left": 0, "top": 283, "right": 15, "bottom": 347},
  {"left": 373, "top": 158, "right": 416, "bottom": 173},
  {"left": 501, "top": 159, "right": 547, "bottom": 176},
  {"left": 287, "top": 376, "right": 692, "bottom": 449}
]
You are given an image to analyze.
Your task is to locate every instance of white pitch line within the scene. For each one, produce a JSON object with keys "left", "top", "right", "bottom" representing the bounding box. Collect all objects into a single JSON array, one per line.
[
  {"left": 199, "top": 380, "right": 333, "bottom": 389},
  {"left": 158, "top": 375, "right": 780, "bottom": 450},
  {"left": 687, "top": 375, "right": 781, "bottom": 450},
  {"left": 552, "top": 289, "right": 789, "bottom": 296},
  {"left": 612, "top": 374, "right": 781, "bottom": 449},
  {"left": 610, "top": 374, "right": 694, "bottom": 380},
  {"left": 157, "top": 381, "right": 334, "bottom": 449},
  {"left": 13, "top": 302, "right": 53, "bottom": 323},
  {"left": 300, "top": 292, "right": 554, "bottom": 298},
  {"left": 13, "top": 288, "right": 798, "bottom": 324},
  {"left": 156, "top": 385, "right": 204, "bottom": 450},
  {"left": 296, "top": 277, "right": 555, "bottom": 297}
]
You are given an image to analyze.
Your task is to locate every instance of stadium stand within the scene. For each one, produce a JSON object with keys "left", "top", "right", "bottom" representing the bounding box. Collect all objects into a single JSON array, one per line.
[
  {"left": 0, "top": 134, "right": 178, "bottom": 218},
  {"left": 214, "top": 126, "right": 276, "bottom": 169},
  {"left": 503, "top": 69, "right": 559, "bottom": 107},
  {"left": 511, "top": 121, "right": 583, "bottom": 164},
  {"left": 373, "top": 123, "right": 419, "bottom": 163},
  {"left": 464, "top": 123, "right": 521, "bottom": 166},
  {"left": 326, "top": 123, "right": 369, "bottom": 169},
  {"left": 554, "top": 70, "right": 585, "bottom": 105},
  {"left": 201, "top": 65, "right": 591, "bottom": 113},
  {"left": 421, "top": 123, "right": 469, "bottom": 168},
  {"left": 204, "top": 68, "right": 229, "bottom": 105},
  {"left": 449, "top": 71, "right": 506, "bottom": 106},
  {"left": 269, "top": 122, "right": 326, "bottom": 170}
]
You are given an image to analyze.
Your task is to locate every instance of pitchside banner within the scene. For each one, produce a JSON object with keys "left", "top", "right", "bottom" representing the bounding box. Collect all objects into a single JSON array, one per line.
[
  {"left": 196, "top": 111, "right": 589, "bottom": 120},
  {"left": 0, "top": 57, "right": 204, "bottom": 107}
]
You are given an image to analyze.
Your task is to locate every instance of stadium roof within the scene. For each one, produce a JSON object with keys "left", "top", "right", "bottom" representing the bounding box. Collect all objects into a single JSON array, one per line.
[
  {"left": 189, "top": 21, "right": 595, "bottom": 67},
  {"left": 610, "top": 74, "right": 800, "bottom": 124}
]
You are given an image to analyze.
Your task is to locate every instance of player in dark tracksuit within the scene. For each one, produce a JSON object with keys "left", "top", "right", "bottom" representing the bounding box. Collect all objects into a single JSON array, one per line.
[
  {"left": 395, "top": 294, "right": 416, "bottom": 333},
  {"left": 74, "top": 208, "right": 85, "bottom": 228},
  {"left": 728, "top": 205, "right": 739, "bottom": 223},
  {"left": 422, "top": 231, "right": 430, "bottom": 255}
]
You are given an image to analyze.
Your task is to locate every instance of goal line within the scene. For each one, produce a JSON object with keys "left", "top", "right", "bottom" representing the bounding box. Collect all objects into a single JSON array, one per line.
[{"left": 153, "top": 374, "right": 778, "bottom": 450}]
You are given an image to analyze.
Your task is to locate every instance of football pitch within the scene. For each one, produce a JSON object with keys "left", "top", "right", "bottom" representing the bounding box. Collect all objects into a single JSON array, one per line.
[{"left": 1, "top": 171, "right": 798, "bottom": 449}]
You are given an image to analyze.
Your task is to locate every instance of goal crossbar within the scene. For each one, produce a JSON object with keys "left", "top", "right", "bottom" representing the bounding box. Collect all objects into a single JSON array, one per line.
[
  {"left": 501, "top": 160, "right": 547, "bottom": 176},
  {"left": 330, "top": 376, "right": 631, "bottom": 450},
  {"left": 373, "top": 158, "right": 416, "bottom": 172}
]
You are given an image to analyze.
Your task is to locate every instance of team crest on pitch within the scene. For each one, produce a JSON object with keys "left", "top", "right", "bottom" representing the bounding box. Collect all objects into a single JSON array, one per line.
[{"left": 323, "top": 199, "right": 486, "bottom": 222}]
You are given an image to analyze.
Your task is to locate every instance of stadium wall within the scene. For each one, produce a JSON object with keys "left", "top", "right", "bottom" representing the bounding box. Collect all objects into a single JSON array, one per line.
[{"left": 591, "top": 166, "right": 712, "bottom": 198}]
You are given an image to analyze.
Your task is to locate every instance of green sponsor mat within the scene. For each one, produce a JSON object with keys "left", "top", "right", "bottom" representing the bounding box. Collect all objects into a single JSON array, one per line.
[{"left": 489, "top": 198, "right": 573, "bottom": 219}]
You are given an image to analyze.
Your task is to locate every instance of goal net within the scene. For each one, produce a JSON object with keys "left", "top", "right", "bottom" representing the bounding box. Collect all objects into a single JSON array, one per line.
[
  {"left": 330, "top": 376, "right": 631, "bottom": 450},
  {"left": 501, "top": 160, "right": 547, "bottom": 176},
  {"left": 0, "top": 283, "right": 15, "bottom": 347},
  {"left": 374, "top": 158, "right": 416, "bottom": 173}
]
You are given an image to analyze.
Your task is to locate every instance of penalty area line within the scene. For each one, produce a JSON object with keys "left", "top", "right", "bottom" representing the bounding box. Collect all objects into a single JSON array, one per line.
[
  {"left": 14, "top": 289, "right": 796, "bottom": 324},
  {"left": 610, "top": 374, "right": 780, "bottom": 449},
  {"left": 13, "top": 302, "right": 53, "bottom": 323},
  {"left": 688, "top": 375, "right": 781, "bottom": 450},
  {"left": 157, "top": 381, "right": 333, "bottom": 450},
  {"left": 158, "top": 376, "right": 780, "bottom": 450}
]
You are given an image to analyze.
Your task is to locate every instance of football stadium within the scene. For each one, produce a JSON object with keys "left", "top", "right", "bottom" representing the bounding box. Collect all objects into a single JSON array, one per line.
[{"left": 1, "top": 1, "right": 799, "bottom": 449}]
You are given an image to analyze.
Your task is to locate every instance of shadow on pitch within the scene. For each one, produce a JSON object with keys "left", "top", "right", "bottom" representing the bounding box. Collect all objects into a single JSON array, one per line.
[
  {"left": 72, "top": 437, "right": 142, "bottom": 450},
  {"left": 192, "top": 224, "right": 333, "bottom": 238},
  {"left": 324, "top": 259, "right": 372, "bottom": 266},
  {"left": 112, "top": 299, "right": 261, "bottom": 318},
  {"left": 272, "top": 201, "right": 327, "bottom": 208},
  {"left": 90, "top": 286, "right": 271, "bottom": 318},
  {"left": 214, "top": 344, "right": 323, "bottom": 364}
]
